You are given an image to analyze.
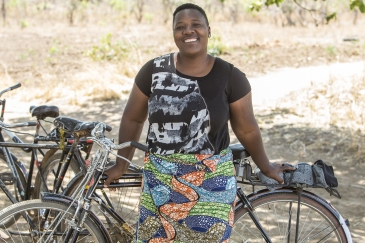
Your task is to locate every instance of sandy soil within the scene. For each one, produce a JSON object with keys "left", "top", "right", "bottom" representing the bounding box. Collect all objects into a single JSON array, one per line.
[{"left": 1, "top": 22, "right": 365, "bottom": 241}]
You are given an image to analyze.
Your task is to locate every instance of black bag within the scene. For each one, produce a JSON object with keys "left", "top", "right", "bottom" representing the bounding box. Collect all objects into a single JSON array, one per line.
[{"left": 313, "top": 160, "right": 338, "bottom": 187}]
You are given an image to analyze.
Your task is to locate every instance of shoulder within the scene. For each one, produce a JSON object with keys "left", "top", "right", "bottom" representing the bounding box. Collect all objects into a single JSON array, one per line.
[
  {"left": 152, "top": 53, "right": 173, "bottom": 69},
  {"left": 218, "top": 59, "right": 250, "bottom": 103},
  {"left": 141, "top": 53, "right": 173, "bottom": 70},
  {"left": 213, "top": 57, "right": 247, "bottom": 80},
  {"left": 135, "top": 53, "right": 174, "bottom": 97},
  {"left": 213, "top": 57, "right": 234, "bottom": 72}
]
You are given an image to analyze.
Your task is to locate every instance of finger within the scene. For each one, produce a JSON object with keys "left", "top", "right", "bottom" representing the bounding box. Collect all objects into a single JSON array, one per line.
[
  {"left": 276, "top": 176, "right": 284, "bottom": 184},
  {"left": 283, "top": 165, "right": 296, "bottom": 171},
  {"left": 104, "top": 177, "right": 113, "bottom": 188}
]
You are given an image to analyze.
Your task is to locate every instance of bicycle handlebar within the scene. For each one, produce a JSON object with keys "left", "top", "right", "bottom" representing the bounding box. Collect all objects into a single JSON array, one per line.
[
  {"left": 10, "top": 83, "right": 21, "bottom": 90},
  {"left": 0, "top": 121, "right": 37, "bottom": 128},
  {"left": 130, "top": 141, "right": 148, "bottom": 152},
  {"left": 0, "top": 83, "right": 21, "bottom": 98}
]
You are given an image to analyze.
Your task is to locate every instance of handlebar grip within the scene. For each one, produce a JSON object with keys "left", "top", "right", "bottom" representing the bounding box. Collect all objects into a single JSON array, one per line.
[
  {"left": 105, "top": 125, "right": 112, "bottom": 132},
  {"left": 27, "top": 122, "right": 37, "bottom": 126},
  {"left": 131, "top": 141, "right": 148, "bottom": 152},
  {"left": 10, "top": 83, "right": 21, "bottom": 90}
]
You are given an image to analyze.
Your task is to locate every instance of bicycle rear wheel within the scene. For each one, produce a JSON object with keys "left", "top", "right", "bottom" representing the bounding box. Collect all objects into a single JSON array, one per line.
[
  {"left": 231, "top": 190, "right": 349, "bottom": 243},
  {"left": 0, "top": 199, "right": 108, "bottom": 243},
  {"left": 0, "top": 151, "right": 27, "bottom": 228}
]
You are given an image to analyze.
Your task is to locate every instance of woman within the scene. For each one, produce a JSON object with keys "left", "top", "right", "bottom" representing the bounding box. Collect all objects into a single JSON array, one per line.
[{"left": 104, "top": 3, "right": 294, "bottom": 242}]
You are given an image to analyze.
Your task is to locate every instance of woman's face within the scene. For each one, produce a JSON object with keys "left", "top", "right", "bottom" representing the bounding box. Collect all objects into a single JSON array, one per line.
[{"left": 173, "top": 9, "right": 210, "bottom": 56}]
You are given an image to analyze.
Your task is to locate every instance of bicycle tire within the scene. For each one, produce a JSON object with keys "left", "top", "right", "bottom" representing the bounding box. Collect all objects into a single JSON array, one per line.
[
  {"left": 0, "top": 151, "right": 27, "bottom": 228},
  {"left": 63, "top": 172, "right": 142, "bottom": 231},
  {"left": 0, "top": 199, "right": 109, "bottom": 242},
  {"left": 33, "top": 152, "right": 81, "bottom": 199},
  {"left": 231, "top": 189, "right": 349, "bottom": 243}
]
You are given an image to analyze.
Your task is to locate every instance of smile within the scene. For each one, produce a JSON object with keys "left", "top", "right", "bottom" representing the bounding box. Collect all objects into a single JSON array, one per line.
[{"left": 184, "top": 38, "right": 198, "bottom": 43}]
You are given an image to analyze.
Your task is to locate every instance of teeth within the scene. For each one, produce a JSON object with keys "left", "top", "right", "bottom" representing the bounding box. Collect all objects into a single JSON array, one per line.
[{"left": 185, "top": 39, "right": 197, "bottom": 43}]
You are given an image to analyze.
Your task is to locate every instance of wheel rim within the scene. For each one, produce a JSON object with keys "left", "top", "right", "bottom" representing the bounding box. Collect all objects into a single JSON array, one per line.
[
  {"left": 231, "top": 193, "right": 345, "bottom": 243},
  {"left": 0, "top": 202, "right": 101, "bottom": 242}
]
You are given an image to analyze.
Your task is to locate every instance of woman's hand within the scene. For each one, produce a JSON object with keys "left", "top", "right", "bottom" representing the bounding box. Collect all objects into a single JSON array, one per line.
[
  {"left": 103, "top": 159, "right": 129, "bottom": 191},
  {"left": 260, "top": 162, "right": 296, "bottom": 184}
]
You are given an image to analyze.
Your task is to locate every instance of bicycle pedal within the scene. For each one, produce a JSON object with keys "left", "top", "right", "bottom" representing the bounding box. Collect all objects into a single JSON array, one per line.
[{"left": 0, "top": 172, "right": 15, "bottom": 185}]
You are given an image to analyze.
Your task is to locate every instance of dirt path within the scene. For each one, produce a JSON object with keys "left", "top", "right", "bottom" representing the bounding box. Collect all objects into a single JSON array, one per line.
[{"left": 1, "top": 61, "right": 365, "bottom": 241}]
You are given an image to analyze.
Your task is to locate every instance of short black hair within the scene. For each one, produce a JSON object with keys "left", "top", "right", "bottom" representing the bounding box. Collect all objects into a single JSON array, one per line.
[{"left": 173, "top": 3, "right": 209, "bottom": 26}]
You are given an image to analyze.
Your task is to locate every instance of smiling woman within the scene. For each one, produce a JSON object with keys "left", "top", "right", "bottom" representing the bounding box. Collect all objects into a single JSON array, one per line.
[{"left": 103, "top": 2, "right": 294, "bottom": 243}]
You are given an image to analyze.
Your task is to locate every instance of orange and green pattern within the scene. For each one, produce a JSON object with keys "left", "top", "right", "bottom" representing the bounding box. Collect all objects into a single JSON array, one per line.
[{"left": 136, "top": 148, "right": 236, "bottom": 243}]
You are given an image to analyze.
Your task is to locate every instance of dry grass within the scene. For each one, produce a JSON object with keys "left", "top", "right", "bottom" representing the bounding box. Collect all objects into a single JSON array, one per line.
[
  {"left": 277, "top": 72, "right": 365, "bottom": 131},
  {"left": 1, "top": 2, "right": 365, "bottom": 114}
]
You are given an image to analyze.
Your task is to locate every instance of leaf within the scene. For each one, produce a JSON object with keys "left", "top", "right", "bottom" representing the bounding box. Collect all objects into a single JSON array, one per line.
[
  {"left": 360, "top": 3, "right": 365, "bottom": 13},
  {"left": 326, "top": 12, "right": 337, "bottom": 24},
  {"left": 249, "top": 1, "right": 263, "bottom": 11}
]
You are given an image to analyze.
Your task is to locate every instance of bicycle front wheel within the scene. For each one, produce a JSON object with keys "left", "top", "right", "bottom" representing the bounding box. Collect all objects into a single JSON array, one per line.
[
  {"left": 0, "top": 199, "right": 109, "bottom": 243},
  {"left": 231, "top": 190, "right": 349, "bottom": 243},
  {"left": 63, "top": 172, "right": 142, "bottom": 227},
  {"left": 33, "top": 152, "right": 81, "bottom": 198}
]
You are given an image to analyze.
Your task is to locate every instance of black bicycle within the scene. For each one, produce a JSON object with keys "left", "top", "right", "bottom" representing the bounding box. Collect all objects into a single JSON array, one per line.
[
  {"left": 0, "top": 84, "right": 95, "bottom": 227},
  {"left": 0, "top": 117, "right": 353, "bottom": 242}
]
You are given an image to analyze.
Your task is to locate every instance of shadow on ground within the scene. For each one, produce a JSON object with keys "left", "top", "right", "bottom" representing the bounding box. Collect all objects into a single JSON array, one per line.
[{"left": 3, "top": 101, "right": 365, "bottom": 242}]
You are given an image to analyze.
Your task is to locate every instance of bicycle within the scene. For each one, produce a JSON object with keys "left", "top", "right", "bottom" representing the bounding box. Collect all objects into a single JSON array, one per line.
[
  {"left": 0, "top": 84, "right": 95, "bottom": 226},
  {"left": 0, "top": 117, "right": 353, "bottom": 242}
]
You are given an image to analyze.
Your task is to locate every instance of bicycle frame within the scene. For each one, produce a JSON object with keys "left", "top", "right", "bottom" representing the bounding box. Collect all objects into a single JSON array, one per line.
[
  {"left": 0, "top": 83, "right": 94, "bottom": 203},
  {"left": 0, "top": 138, "right": 91, "bottom": 200}
]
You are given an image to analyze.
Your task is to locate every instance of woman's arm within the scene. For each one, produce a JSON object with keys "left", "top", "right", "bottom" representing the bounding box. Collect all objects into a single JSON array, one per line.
[
  {"left": 229, "top": 91, "right": 294, "bottom": 183},
  {"left": 104, "top": 83, "right": 148, "bottom": 188}
]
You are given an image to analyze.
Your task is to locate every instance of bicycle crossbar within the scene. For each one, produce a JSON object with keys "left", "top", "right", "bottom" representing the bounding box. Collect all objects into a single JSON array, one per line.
[
  {"left": 96, "top": 181, "right": 142, "bottom": 189},
  {"left": 0, "top": 142, "right": 60, "bottom": 149}
]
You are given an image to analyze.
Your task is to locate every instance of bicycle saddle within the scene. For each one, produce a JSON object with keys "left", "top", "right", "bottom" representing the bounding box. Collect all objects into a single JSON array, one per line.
[
  {"left": 53, "top": 116, "right": 83, "bottom": 134},
  {"left": 229, "top": 143, "right": 250, "bottom": 160},
  {"left": 54, "top": 116, "right": 112, "bottom": 138},
  {"left": 30, "top": 105, "right": 59, "bottom": 120}
]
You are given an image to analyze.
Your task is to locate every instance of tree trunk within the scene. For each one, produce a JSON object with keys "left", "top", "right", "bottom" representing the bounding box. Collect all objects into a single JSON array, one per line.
[
  {"left": 161, "top": 0, "right": 172, "bottom": 24},
  {"left": 1, "top": 0, "right": 5, "bottom": 26},
  {"left": 135, "top": 0, "right": 144, "bottom": 23},
  {"left": 353, "top": 9, "right": 358, "bottom": 25}
]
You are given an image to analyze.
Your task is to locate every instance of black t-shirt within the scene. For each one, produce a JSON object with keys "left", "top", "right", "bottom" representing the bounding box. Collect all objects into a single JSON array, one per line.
[{"left": 135, "top": 53, "right": 251, "bottom": 155}]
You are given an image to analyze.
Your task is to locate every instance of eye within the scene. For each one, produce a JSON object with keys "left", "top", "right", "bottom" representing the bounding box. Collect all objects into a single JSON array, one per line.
[
  {"left": 193, "top": 23, "right": 202, "bottom": 28},
  {"left": 175, "top": 25, "right": 185, "bottom": 30}
]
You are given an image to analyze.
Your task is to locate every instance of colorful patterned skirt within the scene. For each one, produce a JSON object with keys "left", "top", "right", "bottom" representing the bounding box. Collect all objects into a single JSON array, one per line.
[{"left": 136, "top": 147, "right": 237, "bottom": 243}]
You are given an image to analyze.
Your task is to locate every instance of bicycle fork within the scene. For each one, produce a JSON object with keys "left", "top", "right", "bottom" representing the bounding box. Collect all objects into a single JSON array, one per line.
[{"left": 63, "top": 154, "right": 106, "bottom": 243}]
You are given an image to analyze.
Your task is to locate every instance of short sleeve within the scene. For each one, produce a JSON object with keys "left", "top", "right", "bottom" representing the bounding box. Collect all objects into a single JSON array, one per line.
[
  {"left": 135, "top": 59, "right": 154, "bottom": 97},
  {"left": 227, "top": 67, "right": 251, "bottom": 103}
]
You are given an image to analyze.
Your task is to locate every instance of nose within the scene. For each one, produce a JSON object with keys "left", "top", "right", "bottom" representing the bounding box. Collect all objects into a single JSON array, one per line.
[{"left": 182, "top": 25, "right": 195, "bottom": 35}]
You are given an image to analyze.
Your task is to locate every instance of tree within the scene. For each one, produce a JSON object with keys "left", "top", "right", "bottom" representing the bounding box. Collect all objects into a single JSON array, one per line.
[{"left": 220, "top": 0, "right": 365, "bottom": 24}]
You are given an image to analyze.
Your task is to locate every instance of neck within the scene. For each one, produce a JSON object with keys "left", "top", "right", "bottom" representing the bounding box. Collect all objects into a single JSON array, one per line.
[
  {"left": 177, "top": 52, "right": 209, "bottom": 66},
  {"left": 175, "top": 52, "right": 212, "bottom": 77}
]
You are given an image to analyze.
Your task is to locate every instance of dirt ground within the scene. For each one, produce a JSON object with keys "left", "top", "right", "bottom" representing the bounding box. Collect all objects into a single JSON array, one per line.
[{"left": 1, "top": 20, "right": 365, "bottom": 241}]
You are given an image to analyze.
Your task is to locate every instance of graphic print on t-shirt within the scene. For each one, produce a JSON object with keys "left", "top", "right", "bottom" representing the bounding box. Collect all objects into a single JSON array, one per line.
[{"left": 147, "top": 54, "right": 214, "bottom": 155}]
